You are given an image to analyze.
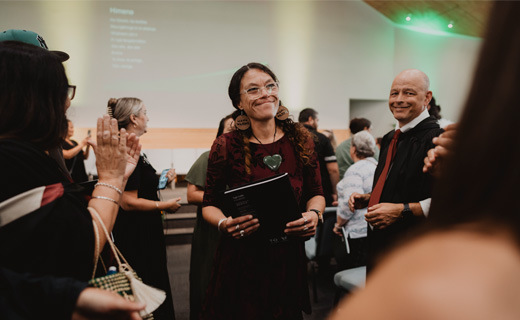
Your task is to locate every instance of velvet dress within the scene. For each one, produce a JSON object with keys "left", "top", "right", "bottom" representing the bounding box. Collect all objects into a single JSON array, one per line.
[
  {"left": 112, "top": 154, "right": 175, "bottom": 320},
  {"left": 201, "top": 130, "right": 323, "bottom": 320}
]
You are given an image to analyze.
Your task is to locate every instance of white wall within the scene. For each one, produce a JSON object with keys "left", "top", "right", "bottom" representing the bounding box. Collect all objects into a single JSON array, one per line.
[{"left": 0, "top": 0, "right": 482, "bottom": 132}]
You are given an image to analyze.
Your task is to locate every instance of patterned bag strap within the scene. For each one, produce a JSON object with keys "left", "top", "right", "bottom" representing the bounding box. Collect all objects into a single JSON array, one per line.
[{"left": 88, "top": 207, "right": 133, "bottom": 279}]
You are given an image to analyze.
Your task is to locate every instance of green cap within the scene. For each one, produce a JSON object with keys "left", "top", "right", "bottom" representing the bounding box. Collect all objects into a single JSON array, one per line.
[{"left": 0, "top": 29, "right": 69, "bottom": 61}]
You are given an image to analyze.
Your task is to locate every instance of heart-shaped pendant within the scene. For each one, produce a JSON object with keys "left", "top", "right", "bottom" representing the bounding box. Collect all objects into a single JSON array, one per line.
[{"left": 263, "top": 154, "right": 282, "bottom": 171}]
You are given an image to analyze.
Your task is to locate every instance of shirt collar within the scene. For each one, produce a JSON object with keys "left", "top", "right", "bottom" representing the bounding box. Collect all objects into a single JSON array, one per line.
[{"left": 395, "top": 108, "right": 430, "bottom": 133}]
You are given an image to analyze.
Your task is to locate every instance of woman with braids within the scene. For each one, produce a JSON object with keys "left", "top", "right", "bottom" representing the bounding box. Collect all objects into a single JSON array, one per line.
[
  {"left": 107, "top": 97, "right": 180, "bottom": 320},
  {"left": 201, "top": 63, "right": 325, "bottom": 320}
]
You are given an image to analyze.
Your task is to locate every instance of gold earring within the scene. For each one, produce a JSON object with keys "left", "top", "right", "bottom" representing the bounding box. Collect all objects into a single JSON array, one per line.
[
  {"left": 235, "top": 110, "right": 251, "bottom": 130},
  {"left": 275, "top": 105, "right": 289, "bottom": 121}
]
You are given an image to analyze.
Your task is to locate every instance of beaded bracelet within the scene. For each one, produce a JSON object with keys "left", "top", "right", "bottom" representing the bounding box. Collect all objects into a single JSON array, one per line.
[
  {"left": 217, "top": 217, "right": 227, "bottom": 232},
  {"left": 92, "top": 196, "right": 119, "bottom": 206},
  {"left": 94, "top": 182, "right": 123, "bottom": 195}
]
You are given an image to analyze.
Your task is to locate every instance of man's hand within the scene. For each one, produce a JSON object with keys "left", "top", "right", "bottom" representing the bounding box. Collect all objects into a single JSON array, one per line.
[
  {"left": 365, "top": 203, "right": 403, "bottom": 229},
  {"left": 423, "top": 123, "right": 457, "bottom": 176},
  {"left": 348, "top": 192, "right": 370, "bottom": 212}
]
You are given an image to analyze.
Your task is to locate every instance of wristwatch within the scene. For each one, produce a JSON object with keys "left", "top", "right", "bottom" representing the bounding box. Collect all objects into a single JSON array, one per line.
[
  {"left": 401, "top": 203, "right": 413, "bottom": 219},
  {"left": 309, "top": 209, "right": 323, "bottom": 224}
]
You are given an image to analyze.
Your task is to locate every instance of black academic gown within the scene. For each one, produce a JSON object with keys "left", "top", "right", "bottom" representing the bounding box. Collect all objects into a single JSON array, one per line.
[{"left": 367, "top": 116, "right": 443, "bottom": 268}]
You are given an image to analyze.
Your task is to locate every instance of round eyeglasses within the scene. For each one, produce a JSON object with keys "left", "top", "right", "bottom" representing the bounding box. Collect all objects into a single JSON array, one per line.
[
  {"left": 241, "top": 82, "right": 279, "bottom": 99},
  {"left": 68, "top": 85, "right": 76, "bottom": 100}
]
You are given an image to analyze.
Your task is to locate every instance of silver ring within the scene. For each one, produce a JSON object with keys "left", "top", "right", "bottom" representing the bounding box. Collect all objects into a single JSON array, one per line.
[
  {"left": 303, "top": 225, "right": 308, "bottom": 231},
  {"left": 235, "top": 224, "right": 240, "bottom": 231},
  {"left": 240, "top": 230, "right": 245, "bottom": 237},
  {"left": 303, "top": 216, "right": 308, "bottom": 224}
]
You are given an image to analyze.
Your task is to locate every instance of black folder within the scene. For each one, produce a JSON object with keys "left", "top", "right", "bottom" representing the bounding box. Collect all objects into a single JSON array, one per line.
[{"left": 222, "top": 172, "right": 302, "bottom": 244}]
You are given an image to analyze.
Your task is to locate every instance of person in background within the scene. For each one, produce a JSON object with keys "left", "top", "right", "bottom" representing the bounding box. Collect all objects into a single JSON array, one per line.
[
  {"left": 299, "top": 108, "right": 339, "bottom": 208},
  {"left": 62, "top": 120, "right": 90, "bottom": 183},
  {"left": 0, "top": 29, "right": 73, "bottom": 181},
  {"left": 333, "top": 131, "right": 377, "bottom": 270},
  {"left": 349, "top": 69, "right": 443, "bottom": 272},
  {"left": 299, "top": 107, "right": 340, "bottom": 272},
  {"left": 201, "top": 62, "right": 325, "bottom": 319},
  {"left": 186, "top": 113, "right": 234, "bottom": 320},
  {"left": 321, "top": 129, "right": 338, "bottom": 151},
  {"left": 330, "top": 3, "right": 520, "bottom": 319},
  {"left": 375, "top": 137, "right": 383, "bottom": 150},
  {"left": 428, "top": 96, "right": 453, "bottom": 129},
  {"left": 0, "top": 40, "right": 143, "bottom": 320},
  {"left": 336, "top": 118, "right": 379, "bottom": 180},
  {"left": 108, "top": 97, "right": 179, "bottom": 320}
]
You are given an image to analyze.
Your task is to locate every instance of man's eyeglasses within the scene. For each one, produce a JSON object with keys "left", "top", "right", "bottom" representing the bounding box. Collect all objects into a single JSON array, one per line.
[
  {"left": 241, "top": 82, "right": 279, "bottom": 99},
  {"left": 68, "top": 85, "right": 76, "bottom": 100}
]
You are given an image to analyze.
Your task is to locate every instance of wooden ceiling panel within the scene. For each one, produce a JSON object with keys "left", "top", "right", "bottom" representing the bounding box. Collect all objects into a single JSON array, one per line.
[{"left": 363, "top": 0, "right": 494, "bottom": 38}]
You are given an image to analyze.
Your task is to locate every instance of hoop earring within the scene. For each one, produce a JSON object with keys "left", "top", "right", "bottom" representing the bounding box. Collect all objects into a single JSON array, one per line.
[
  {"left": 275, "top": 105, "right": 289, "bottom": 121},
  {"left": 235, "top": 110, "right": 251, "bottom": 130}
]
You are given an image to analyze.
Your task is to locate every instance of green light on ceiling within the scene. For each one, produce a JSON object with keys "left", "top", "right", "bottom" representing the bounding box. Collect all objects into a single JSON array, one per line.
[{"left": 397, "top": 10, "right": 455, "bottom": 37}]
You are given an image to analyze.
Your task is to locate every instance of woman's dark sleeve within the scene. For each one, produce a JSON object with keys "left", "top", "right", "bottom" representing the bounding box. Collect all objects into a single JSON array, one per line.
[
  {"left": 202, "top": 135, "right": 229, "bottom": 209},
  {"left": 0, "top": 267, "right": 87, "bottom": 320}
]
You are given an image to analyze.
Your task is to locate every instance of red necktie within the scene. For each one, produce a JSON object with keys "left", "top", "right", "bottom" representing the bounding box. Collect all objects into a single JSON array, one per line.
[{"left": 368, "top": 129, "right": 401, "bottom": 207}]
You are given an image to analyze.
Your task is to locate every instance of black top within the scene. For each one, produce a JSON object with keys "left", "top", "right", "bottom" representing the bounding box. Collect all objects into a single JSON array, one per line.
[
  {"left": 304, "top": 124, "right": 337, "bottom": 206},
  {"left": 112, "top": 154, "right": 175, "bottom": 320},
  {"left": 368, "top": 116, "right": 444, "bottom": 266},
  {"left": 62, "top": 139, "right": 89, "bottom": 183},
  {"left": 0, "top": 139, "right": 94, "bottom": 319}
]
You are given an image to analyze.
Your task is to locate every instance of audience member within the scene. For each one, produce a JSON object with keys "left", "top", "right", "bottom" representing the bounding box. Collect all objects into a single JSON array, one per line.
[
  {"left": 336, "top": 118, "right": 379, "bottom": 179},
  {"left": 375, "top": 137, "right": 382, "bottom": 150},
  {"left": 186, "top": 113, "right": 234, "bottom": 320},
  {"left": 0, "top": 29, "right": 73, "bottom": 180},
  {"left": 428, "top": 96, "right": 454, "bottom": 128},
  {"left": 299, "top": 108, "right": 340, "bottom": 271},
  {"left": 321, "top": 129, "right": 338, "bottom": 151},
  {"left": 330, "top": 3, "right": 520, "bottom": 319},
  {"left": 0, "top": 40, "right": 142, "bottom": 320},
  {"left": 201, "top": 62, "right": 325, "bottom": 319},
  {"left": 62, "top": 120, "right": 90, "bottom": 183},
  {"left": 108, "top": 97, "right": 179, "bottom": 320},
  {"left": 349, "top": 69, "right": 443, "bottom": 271},
  {"left": 333, "top": 131, "right": 377, "bottom": 270},
  {"left": 299, "top": 108, "right": 339, "bottom": 207}
]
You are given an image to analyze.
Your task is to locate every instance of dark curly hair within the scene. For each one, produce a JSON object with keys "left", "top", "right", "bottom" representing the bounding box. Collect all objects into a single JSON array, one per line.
[{"left": 228, "top": 63, "right": 313, "bottom": 175}]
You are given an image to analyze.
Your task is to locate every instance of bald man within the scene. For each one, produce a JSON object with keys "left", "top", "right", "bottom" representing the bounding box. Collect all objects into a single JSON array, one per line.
[{"left": 350, "top": 69, "right": 444, "bottom": 270}]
